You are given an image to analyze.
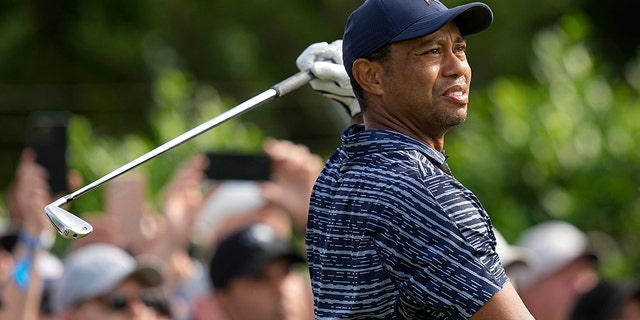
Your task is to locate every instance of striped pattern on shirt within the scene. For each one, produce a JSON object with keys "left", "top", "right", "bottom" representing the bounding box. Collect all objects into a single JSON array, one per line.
[{"left": 306, "top": 125, "right": 507, "bottom": 319}]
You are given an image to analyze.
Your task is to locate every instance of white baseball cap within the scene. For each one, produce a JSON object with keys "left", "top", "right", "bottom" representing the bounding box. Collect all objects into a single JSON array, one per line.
[
  {"left": 515, "top": 220, "right": 597, "bottom": 289},
  {"left": 192, "top": 181, "right": 266, "bottom": 246},
  {"left": 494, "top": 228, "right": 530, "bottom": 268}
]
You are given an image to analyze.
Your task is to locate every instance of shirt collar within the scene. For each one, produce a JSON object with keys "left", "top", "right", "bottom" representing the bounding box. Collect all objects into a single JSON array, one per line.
[{"left": 341, "top": 124, "right": 449, "bottom": 168}]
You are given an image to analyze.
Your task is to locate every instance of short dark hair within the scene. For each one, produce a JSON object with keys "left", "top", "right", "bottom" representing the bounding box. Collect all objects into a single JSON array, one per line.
[{"left": 351, "top": 44, "right": 391, "bottom": 111}]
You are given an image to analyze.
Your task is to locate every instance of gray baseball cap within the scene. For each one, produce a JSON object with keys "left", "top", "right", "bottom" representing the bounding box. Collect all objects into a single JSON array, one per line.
[{"left": 53, "top": 242, "right": 163, "bottom": 314}]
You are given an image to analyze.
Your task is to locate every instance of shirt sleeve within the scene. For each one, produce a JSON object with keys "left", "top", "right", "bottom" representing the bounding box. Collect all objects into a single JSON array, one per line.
[{"left": 368, "top": 172, "right": 508, "bottom": 319}]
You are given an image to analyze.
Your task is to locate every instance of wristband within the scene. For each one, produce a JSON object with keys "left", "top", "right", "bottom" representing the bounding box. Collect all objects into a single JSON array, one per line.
[
  {"left": 13, "top": 255, "right": 32, "bottom": 290},
  {"left": 12, "top": 232, "right": 42, "bottom": 290}
]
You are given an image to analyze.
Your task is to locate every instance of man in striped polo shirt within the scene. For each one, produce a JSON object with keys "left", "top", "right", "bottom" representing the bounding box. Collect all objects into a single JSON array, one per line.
[{"left": 302, "top": 0, "right": 535, "bottom": 318}]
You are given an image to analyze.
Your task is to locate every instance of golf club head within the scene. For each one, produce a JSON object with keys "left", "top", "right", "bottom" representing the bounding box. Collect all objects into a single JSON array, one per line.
[{"left": 45, "top": 205, "right": 93, "bottom": 239}]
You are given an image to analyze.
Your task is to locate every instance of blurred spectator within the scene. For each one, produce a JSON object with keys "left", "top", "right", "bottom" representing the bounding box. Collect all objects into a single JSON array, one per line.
[
  {"left": 187, "top": 138, "right": 321, "bottom": 319},
  {"left": 150, "top": 154, "right": 211, "bottom": 320},
  {"left": 617, "top": 286, "right": 640, "bottom": 320},
  {"left": 570, "top": 280, "right": 639, "bottom": 320},
  {"left": 192, "top": 179, "right": 301, "bottom": 257},
  {"left": 161, "top": 136, "right": 322, "bottom": 250},
  {"left": 62, "top": 163, "right": 209, "bottom": 320},
  {"left": 52, "top": 242, "right": 171, "bottom": 319},
  {"left": 192, "top": 137, "right": 324, "bottom": 246},
  {"left": 0, "top": 136, "right": 322, "bottom": 319},
  {"left": 193, "top": 223, "right": 313, "bottom": 320},
  {"left": 515, "top": 220, "right": 600, "bottom": 320},
  {"left": 493, "top": 228, "right": 531, "bottom": 290},
  {"left": 0, "top": 223, "right": 44, "bottom": 320},
  {"left": 0, "top": 149, "right": 62, "bottom": 320},
  {"left": 104, "top": 137, "right": 322, "bottom": 320}
]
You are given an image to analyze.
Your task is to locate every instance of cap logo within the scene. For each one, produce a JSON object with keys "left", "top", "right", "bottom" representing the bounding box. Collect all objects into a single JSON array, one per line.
[{"left": 248, "top": 223, "right": 275, "bottom": 244}]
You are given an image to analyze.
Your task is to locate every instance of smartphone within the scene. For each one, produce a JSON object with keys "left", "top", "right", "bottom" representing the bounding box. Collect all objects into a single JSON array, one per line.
[
  {"left": 25, "top": 112, "right": 70, "bottom": 194},
  {"left": 205, "top": 152, "right": 272, "bottom": 181}
]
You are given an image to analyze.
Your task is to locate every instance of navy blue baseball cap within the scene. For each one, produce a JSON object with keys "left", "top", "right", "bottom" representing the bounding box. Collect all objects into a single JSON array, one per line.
[{"left": 343, "top": 0, "right": 493, "bottom": 77}]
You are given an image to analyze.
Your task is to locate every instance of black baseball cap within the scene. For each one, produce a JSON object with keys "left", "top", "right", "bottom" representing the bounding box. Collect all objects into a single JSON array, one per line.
[
  {"left": 343, "top": 0, "right": 493, "bottom": 77},
  {"left": 209, "top": 223, "right": 305, "bottom": 289}
]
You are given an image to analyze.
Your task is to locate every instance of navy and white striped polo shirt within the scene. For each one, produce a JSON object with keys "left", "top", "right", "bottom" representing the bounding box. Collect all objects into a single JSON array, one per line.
[{"left": 306, "top": 124, "right": 507, "bottom": 319}]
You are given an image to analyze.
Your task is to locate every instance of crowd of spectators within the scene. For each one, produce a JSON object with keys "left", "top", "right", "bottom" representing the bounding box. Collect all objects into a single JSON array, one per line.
[
  {"left": 1, "top": 36, "right": 639, "bottom": 319},
  {"left": 0, "top": 136, "right": 322, "bottom": 320}
]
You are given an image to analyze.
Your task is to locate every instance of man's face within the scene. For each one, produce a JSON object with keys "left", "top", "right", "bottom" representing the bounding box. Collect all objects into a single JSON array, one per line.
[
  {"left": 62, "top": 278, "right": 165, "bottom": 320},
  {"left": 375, "top": 21, "right": 472, "bottom": 139},
  {"left": 218, "top": 259, "right": 313, "bottom": 320}
]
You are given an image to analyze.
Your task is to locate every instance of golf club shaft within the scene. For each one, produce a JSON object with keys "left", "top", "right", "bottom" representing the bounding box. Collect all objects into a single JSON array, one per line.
[{"left": 53, "top": 70, "right": 314, "bottom": 207}]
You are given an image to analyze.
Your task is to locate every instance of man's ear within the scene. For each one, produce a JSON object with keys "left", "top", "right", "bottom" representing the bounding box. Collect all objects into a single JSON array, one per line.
[{"left": 352, "top": 59, "right": 384, "bottom": 96}]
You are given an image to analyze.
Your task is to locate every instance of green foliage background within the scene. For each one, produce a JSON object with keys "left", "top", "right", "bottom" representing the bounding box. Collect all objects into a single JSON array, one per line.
[
  {"left": 0, "top": 1, "right": 638, "bottom": 281},
  {"left": 447, "top": 14, "right": 640, "bottom": 280}
]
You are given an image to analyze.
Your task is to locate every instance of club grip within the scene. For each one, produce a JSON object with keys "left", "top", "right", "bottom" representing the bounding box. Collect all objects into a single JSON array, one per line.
[{"left": 271, "top": 70, "right": 314, "bottom": 97}]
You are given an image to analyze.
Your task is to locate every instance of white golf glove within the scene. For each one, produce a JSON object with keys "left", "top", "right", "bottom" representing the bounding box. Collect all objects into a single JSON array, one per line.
[{"left": 296, "top": 40, "right": 361, "bottom": 118}]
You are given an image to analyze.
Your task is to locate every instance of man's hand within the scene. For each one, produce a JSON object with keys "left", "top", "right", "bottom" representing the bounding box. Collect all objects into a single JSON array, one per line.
[
  {"left": 157, "top": 155, "right": 208, "bottom": 251},
  {"left": 296, "top": 40, "right": 361, "bottom": 118},
  {"left": 9, "top": 149, "right": 53, "bottom": 236},
  {"left": 260, "top": 138, "right": 324, "bottom": 231}
]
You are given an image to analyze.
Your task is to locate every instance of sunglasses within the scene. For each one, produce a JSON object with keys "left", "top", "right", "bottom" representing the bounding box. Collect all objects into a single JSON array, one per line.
[{"left": 98, "top": 289, "right": 170, "bottom": 315}]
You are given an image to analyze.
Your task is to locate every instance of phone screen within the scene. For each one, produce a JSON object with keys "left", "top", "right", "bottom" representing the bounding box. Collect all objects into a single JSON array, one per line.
[
  {"left": 205, "top": 152, "right": 271, "bottom": 181},
  {"left": 26, "top": 112, "right": 70, "bottom": 194}
]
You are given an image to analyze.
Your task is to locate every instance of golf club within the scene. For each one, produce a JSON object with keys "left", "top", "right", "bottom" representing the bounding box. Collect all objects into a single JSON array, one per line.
[{"left": 44, "top": 70, "right": 314, "bottom": 239}]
